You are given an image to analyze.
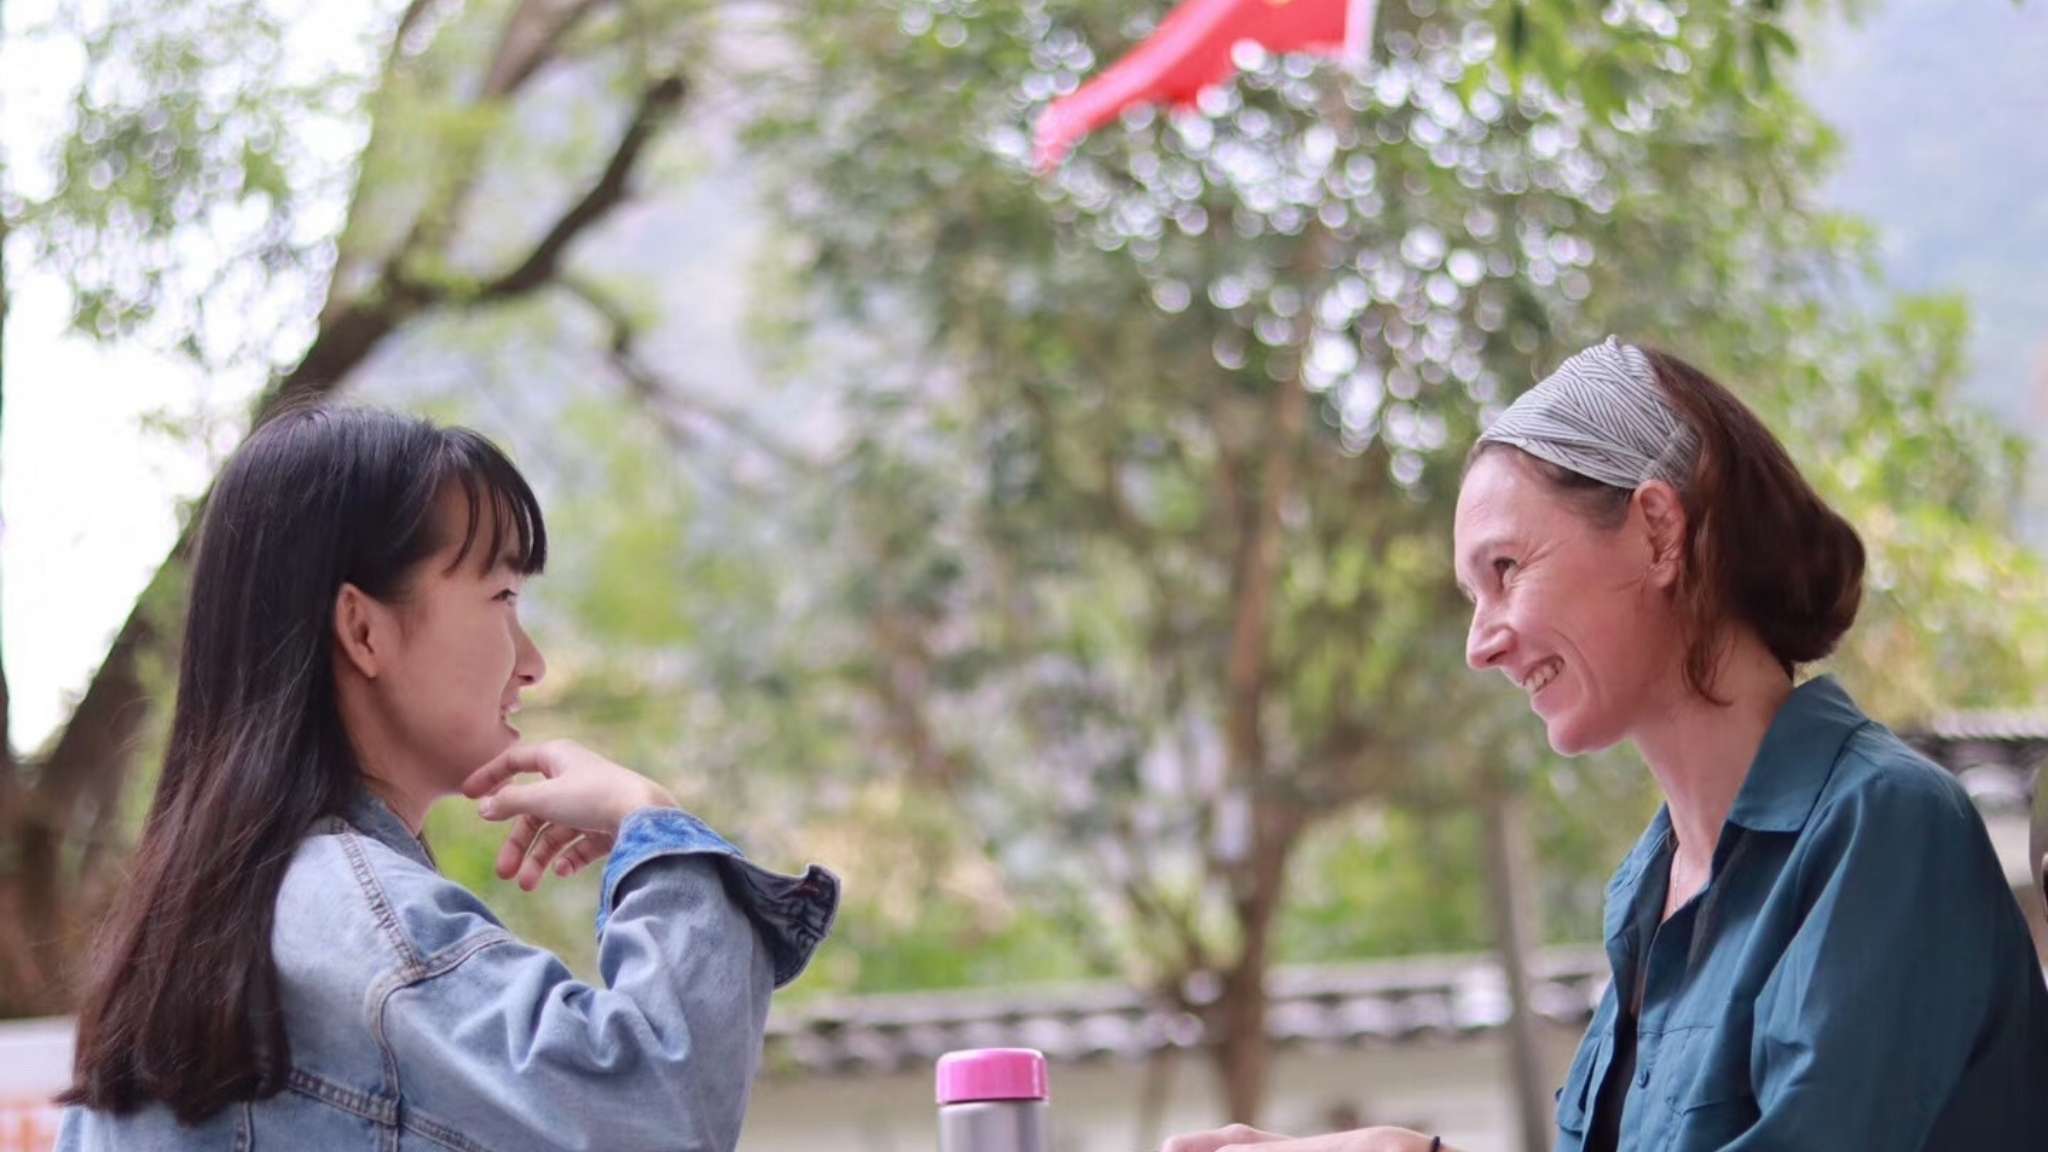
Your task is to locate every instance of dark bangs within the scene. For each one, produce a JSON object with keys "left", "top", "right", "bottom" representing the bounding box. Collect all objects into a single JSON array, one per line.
[{"left": 436, "top": 428, "right": 548, "bottom": 577}]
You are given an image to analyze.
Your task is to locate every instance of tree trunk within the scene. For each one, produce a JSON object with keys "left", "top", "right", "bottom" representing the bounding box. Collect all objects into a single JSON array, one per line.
[
  {"left": 1211, "top": 798, "right": 1300, "bottom": 1124},
  {"left": 0, "top": 0, "right": 40, "bottom": 1013},
  {"left": 1481, "top": 771, "right": 1553, "bottom": 1152},
  {"left": 1213, "top": 960, "right": 1273, "bottom": 1126},
  {"left": 0, "top": 0, "right": 11, "bottom": 779},
  {"left": 1, "top": 0, "right": 12, "bottom": 768},
  {"left": 1134, "top": 1045, "right": 1179, "bottom": 1152},
  {"left": 1206, "top": 220, "right": 1323, "bottom": 1123}
]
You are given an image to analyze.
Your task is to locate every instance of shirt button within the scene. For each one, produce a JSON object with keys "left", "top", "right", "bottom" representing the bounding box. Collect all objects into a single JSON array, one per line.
[{"left": 1637, "top": 1063, "right": 1651, "bottom": 1088}]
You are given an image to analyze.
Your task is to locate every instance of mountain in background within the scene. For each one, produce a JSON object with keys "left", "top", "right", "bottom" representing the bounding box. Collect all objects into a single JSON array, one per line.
[{"left": 1801, "top": 0, "right": 2048, "bottom": 464}]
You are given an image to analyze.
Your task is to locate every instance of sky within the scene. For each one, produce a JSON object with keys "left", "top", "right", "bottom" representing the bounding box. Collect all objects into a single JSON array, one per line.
[
  {"left": 4, "top": 0, "right": 2046, "bottom": 756},
  {"left": 2, "top": 3, "right": 219, "bottom": 751},
  {"left": 1, "top": 269, "right": 233, "bottom": 751},
  {"left": 1, "top": 0, "right": 306, "bottom": 751}
]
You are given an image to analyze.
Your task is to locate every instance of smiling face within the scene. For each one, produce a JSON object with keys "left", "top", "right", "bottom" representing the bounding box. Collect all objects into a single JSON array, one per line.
[
  {"left": 343, "top": 483, "right": 548, "bottom": 795},
  {"left": 1453, "top": 448, "right": 1688, "bottom": 756}
]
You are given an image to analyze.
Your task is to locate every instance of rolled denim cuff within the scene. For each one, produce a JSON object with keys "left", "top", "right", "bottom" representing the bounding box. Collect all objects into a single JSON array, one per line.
[{"left": 598, "top": 807, "right": 839, "bottom": 987}]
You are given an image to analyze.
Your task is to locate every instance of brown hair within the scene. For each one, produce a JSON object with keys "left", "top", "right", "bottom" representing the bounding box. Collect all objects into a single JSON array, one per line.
[{"left": 1472, "top": 346, "right": 1864, "bottom": 701}]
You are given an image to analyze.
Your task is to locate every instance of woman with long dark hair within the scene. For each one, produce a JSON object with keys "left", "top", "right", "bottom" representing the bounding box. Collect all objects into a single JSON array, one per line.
[{"left": 58, "top": 405, "right": 838, "bottom": 1150}]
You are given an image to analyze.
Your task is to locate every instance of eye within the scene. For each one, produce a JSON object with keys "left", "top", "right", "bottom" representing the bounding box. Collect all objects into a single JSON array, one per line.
[
  {"left": 494, "top": 588, "right": 519, "bottom": 603},
  {"left": 1492, "top": 557, "right": 1518, "bottom": 583}
]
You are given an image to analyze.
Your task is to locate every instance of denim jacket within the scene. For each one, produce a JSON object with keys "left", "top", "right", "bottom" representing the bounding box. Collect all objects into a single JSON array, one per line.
[{"left": 59, "top": 792, "right": 840, "bottom": 1151}]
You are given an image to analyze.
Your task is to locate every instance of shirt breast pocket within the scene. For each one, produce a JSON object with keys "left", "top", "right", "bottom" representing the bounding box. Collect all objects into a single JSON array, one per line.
[
  {"left": 1666, "top": 1026, "right": 1756, "bottom": 1114},
  {"left": 1554, "top": 1033, "right": 1608, "bottom": 1142}
]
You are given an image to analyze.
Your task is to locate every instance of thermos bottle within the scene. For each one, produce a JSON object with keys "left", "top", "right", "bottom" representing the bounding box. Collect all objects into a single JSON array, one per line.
[{"left": 936, "top": 1047, "right": 1050, "bottom": 1152}]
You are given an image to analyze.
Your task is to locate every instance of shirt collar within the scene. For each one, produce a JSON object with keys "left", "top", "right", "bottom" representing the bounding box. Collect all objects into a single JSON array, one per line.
[
  {"left": 344, "top": 787, "right": 439, "bottom": 871},
  {"left": 1724, "top": 674, "right": 1867, "bottom": 834},
  {"left": 1604, "top": 805, "right": 1673, "bottom": 946},
  {"left": 1600, "top": 675, "right": 1868, "bottom": 945}
]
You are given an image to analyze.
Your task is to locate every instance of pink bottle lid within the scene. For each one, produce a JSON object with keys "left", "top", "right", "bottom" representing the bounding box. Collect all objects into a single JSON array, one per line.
[{"left": 936, "top": 1048, "right": 1050, "bottom": 1104}]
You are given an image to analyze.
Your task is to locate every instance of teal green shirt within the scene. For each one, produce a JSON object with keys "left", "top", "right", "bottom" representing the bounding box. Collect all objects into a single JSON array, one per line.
[{"left": 1555, "top": 676, "right": 2048, "bottom": 1151}]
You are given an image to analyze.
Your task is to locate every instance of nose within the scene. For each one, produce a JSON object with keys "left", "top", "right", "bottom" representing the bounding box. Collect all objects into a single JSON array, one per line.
[
  {"left": 513, "top": 618, "right": 547, "bottom": 687},
  {"left": 1466, "top": 604, "right": 1511, "bottom": 672}
]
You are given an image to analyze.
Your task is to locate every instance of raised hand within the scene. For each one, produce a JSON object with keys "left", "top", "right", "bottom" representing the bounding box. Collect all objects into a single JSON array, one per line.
[{"left": 460, "top": 739, "right": 677, "bottom": 890}]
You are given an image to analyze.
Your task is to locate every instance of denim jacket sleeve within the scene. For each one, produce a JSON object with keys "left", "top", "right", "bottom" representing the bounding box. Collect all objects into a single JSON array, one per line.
[{"left": 379, "top": 807, "right": 839, "bottom": 1152}]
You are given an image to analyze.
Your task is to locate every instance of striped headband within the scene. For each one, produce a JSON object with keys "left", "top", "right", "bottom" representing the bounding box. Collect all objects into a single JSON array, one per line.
[{"left": 1478, "top": 337, "right": 1697, "bottom": 490}]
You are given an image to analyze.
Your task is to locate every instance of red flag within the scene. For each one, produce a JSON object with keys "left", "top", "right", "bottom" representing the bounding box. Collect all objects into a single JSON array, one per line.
[{"left": 1034, "top": 0, "right": 1377, "bottom": 170}]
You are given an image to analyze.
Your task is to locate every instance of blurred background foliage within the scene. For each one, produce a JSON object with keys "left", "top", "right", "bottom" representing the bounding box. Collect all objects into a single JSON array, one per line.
[{"left": 1, "top": 0, "right": 2043, "bottom": 1125}]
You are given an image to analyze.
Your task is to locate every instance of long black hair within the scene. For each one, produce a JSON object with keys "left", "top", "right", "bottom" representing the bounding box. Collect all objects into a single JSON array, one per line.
[{"left": 63, "top": 405, "right": 546, "bottom": 1122}]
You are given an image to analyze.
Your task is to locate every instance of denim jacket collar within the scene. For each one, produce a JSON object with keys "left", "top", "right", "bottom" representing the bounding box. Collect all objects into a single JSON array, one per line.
[{"left": 343, "top": 787, "right": 438, "bottom": 872}]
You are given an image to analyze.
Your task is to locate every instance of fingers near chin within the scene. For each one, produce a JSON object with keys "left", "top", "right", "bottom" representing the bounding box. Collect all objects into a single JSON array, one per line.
[
  {"left": 463, "top": 743, "right": 554, "bottom": 798},
  {"left": 460, "top": 750, "right": 516, "bottom": 798}
]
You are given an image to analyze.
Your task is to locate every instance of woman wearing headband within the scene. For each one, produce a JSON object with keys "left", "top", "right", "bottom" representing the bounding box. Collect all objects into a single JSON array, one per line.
[{"left": 1164, "top": 341, "right": 2048, "bottom": 1152}]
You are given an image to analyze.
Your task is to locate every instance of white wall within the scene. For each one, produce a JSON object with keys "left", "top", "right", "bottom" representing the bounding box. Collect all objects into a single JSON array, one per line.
[
  {"left": 0, "top": 1018, "right": 71, "bottom": 1152},
  {"left": 740, "top": 1025, "right": 1588, "bottom": 1152}
]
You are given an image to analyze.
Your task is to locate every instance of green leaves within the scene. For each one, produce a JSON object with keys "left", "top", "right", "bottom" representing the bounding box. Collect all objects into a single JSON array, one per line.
[
  {"left": 21, "top": 0, "right": 375, "bottom": 368},
  {"left": 1492, "top": 0, "right": 1807, "bottom": 115},
  {"left": 40, "top": 0, "right": 2018, "bottom": 999},
  {"left": 735, "top": 0, "right": 2046, "bottom": 992},
  {"left": 1758, "top": 294, "right": 2048, "bottom": 718}
]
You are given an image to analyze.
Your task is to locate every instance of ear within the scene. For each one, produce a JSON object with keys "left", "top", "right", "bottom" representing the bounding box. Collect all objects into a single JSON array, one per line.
[
  {"left": 333, "top": 583, "right": 386, "bottom": 680},
  {"left": 1634, "top": 480, "right": 1688, "bottom": 591}
]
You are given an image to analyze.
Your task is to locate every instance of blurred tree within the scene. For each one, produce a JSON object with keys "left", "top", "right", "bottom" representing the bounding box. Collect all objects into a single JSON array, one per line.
[
  {"left": 0, "top": 0, "right": 18, "bottom": 1021},
  {"left": 738, "top": 0, "right": 2048, "bottom": 1130},
  {"left": 0, "top": 6, "right": 2036, "bottom": 1151},
  {"left": 1768, "top": 296, "right": 2048, "bottom": 717},
  {"left": 0, "top": 0, "right": 711, "bottom": 1014}
]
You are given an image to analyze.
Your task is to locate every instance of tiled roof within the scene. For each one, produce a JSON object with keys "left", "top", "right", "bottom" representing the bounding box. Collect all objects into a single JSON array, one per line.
[
  {"left": 1905, "top": 713, "right": 2046, "bottom": 815},
  {"left": 1915, "top": 712, "right": 2048, "bottom": 745},
  {"left": 761, "top": 950, "right": 1610, "bottom": 1077}
]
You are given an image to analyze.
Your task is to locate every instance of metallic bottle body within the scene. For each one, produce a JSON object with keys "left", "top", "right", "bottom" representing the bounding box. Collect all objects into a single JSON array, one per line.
[{"left": 937, "top": 1099, "right": 1049, "bottom": 1152}]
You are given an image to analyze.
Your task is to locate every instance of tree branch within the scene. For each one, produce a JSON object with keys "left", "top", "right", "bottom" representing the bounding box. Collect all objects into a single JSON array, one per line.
[
  {"left": 482, "top": 0, "right": 609, "bottom": 99},
  {"left": 391, "top": 0, "right": 442, "bottom": 58},
  {"left": 559, "top": 274, "right": 812, "bottom": 470},
  {"left": 24, "top": 59, "right": 695, "bottom": 978},
  {"left": 1120, "top": 869, "right": 1213, "bottom": 978},
  {"left": 866, "top": 611, "right": 965, "bottom": 792},
  {"left": 286, "top": 71, "right": 687, "bottom": 416},
  {"left": 1, "top": 126, "right": 15, "bottom": 794},
  {"left": 478, "top": 73, "right": 685, "bottom": 301},
  {"left": 375, "top": 2, "right": 646, "bottom": 317},
  {"left": 1219, "top": 339, "right": 1310, "bottom": 892}
]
